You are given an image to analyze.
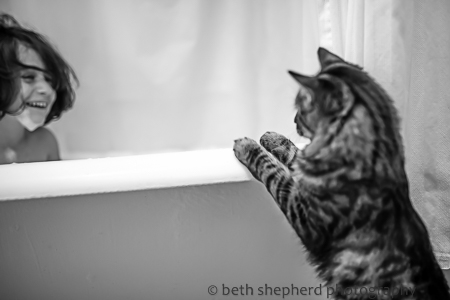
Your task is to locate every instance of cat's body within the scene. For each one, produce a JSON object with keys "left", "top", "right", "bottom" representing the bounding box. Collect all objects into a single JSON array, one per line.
[{"left": 233, "top": 48, "right": 450, "bottom": 300}]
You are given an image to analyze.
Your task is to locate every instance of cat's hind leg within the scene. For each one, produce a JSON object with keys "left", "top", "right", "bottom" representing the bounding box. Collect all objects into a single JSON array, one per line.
[{"left": 259, "top": 132, "right": 299, "bottom": 167}]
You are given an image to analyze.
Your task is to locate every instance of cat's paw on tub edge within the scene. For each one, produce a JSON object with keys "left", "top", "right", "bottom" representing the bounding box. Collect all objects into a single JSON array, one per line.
[{"left": 233, "top": 137, "right": 259, "bottom": 163}]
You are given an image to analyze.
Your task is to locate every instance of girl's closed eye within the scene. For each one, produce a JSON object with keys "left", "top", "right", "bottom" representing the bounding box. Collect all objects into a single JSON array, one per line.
[
  {"left": 21, "top": 71, "right": 36, "bottom": 83},
  {"left": 44, "top": 74, "right": 55, "bottom": 87},
  {"left": 21, "top": 69, "right": 53, "bottom": 86}
]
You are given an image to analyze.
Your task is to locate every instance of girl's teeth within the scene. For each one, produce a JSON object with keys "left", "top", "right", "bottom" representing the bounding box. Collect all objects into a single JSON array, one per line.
[{"left": 27, "top": 102, "right": 47, "bottom": 108}]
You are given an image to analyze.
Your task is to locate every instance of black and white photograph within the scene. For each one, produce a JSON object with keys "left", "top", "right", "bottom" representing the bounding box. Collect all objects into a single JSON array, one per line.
[{"left": 0, "top": 1, "right": 449, "bottom": 299}]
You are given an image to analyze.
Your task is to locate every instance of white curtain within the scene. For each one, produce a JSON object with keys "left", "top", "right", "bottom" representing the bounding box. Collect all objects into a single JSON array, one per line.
[
  {"left": 324, "top": 0, "right": 450, "bottom": 268},
  {"left": 3, "top": 0, "right": 320, "bottom": 157},
  {"left": 3, "top": 0, "right": 449, "bottom": 267},
  {"left": 396, "top": 0, "right": 450, "bottom": 269}
]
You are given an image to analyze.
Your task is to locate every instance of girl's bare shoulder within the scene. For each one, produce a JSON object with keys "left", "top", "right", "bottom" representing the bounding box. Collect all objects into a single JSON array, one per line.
[{"left": 26, "top": 127, "right": 60, "bottom": 161}]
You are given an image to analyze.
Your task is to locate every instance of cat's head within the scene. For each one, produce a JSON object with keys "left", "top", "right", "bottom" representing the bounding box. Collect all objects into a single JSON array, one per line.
[
  {"left": 289, "top": 48, "right": 359, "bottom": 139},
  {"left": 289, "top": 48, "right": 404, "bottom": 174}
]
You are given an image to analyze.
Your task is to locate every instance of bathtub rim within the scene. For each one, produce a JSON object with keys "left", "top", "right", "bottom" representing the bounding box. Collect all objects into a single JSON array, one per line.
[{"left": 0, "top": 143, "right": 308, "bottom": 201}]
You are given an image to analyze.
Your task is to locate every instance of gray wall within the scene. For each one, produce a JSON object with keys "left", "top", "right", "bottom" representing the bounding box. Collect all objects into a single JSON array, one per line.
[{"left": 0, "top": 181, "right": 326, "bottom": 300}]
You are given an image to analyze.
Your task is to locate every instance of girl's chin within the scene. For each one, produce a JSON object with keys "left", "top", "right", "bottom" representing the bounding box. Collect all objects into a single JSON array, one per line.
[{"left": 28, "top": 107, "right": 50, "bottom": 120}]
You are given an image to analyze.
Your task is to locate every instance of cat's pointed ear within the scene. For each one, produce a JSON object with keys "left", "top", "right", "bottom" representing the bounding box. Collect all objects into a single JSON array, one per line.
[
  {"left": 288, "top": 70, "right": 319, "bottom": 89},
  {"left": 318, "top": 47, "right": 345, "bottom": 70}
]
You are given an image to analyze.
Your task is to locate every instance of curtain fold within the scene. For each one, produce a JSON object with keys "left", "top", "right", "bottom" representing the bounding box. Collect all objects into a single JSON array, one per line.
[{"left": 395, "top": 0, "right": 450, "bottom": 269}]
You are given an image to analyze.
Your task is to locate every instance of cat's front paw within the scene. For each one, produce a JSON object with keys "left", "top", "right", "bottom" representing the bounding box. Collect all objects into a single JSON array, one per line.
[
  {"left": 233, "top": 137, "right": 260, "bottom": 165},
  {"left": 260, "top": 131, "right": 290, "bottom": 152},
  {"left": 260, "top": 132, "right": 298, "bottom": 165}
]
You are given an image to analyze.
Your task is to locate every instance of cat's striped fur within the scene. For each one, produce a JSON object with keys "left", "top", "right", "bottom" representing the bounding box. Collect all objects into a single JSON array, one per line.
[{"left": 233, "top": 48, "right": 450, "bottom": 300}]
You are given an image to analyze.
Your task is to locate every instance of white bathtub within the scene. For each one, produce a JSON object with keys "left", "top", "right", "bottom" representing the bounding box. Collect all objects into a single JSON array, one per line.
[{"left": 0, "top": 144, "right": 330, "bottom": 300}]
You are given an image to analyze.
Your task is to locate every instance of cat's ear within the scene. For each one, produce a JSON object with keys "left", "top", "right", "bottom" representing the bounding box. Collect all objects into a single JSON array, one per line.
[
  {"left": 318, "top": 47, "right": 345, "bottom": 70},
  {"left": 288, "top": 70, "right": 319, "bottom": 90},
  {"left": 289, "top": 71, "right": 317, "bottom": 110}
]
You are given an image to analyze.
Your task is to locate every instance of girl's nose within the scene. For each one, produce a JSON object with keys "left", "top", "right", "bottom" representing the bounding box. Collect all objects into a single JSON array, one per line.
[{"left": 36, "top": 79, "right": 53, "bottom": 95}]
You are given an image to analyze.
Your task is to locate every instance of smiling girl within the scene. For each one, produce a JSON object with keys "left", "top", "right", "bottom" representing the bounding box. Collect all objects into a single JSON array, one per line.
[{"left": 0, "top": 13, "right": 78, "bottom": 164}]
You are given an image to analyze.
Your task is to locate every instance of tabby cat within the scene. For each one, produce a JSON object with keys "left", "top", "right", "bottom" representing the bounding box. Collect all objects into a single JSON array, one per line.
[{"left": 233, "top": 48, "right": 450, "bottom": 300}]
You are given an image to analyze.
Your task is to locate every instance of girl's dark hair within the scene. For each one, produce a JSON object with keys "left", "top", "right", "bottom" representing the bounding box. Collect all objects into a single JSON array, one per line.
[
  {"left": 0, "top": 13, "right": 78, "bottom": 122},
  {"left": 0, "top": 14, "right": 22, "bottom": 116}
]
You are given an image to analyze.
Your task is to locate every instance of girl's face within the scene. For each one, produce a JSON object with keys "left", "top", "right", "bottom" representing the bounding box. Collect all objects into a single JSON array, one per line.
[{"left": 17, "top": 43, "right": 56, "bottom": 123}]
